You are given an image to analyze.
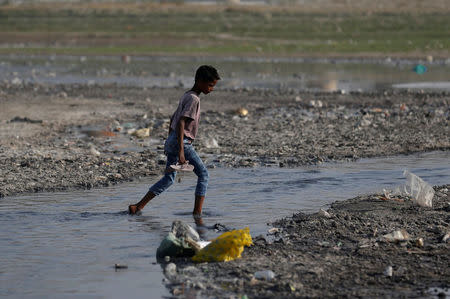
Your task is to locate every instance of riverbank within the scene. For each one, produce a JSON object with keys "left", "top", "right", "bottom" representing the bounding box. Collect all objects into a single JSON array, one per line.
[
  {"left": 0, "top": 2, "right": 449, "bottom": 58},
  {"left": 164, "top": 184, "right": 450, "bottom": 298},
  {"left": 1, "top": 83, "right": 449, "bottom": 197}
]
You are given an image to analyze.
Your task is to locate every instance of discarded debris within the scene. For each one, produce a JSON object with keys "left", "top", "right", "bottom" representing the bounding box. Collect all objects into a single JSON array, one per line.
[
  {"left": 156, "top": 221, "right": 203, "bottom": 258},
  {"left": 383, "top": 266, "right": 393, "bottom": 277},
  {"left": 131, "top": 128, "right": 150, "bottom": 138},
  {"left": 254, "top": 270, "right": 275, "bottom": 281},
  {"left": 236, "top": 107, "right": 249, "bottom": 117},
  {"left": 114, "top": 263, "right": 128, "bottom": 270},
  {"left": 192, "top": 227, "right": 252, "bottom": 263},
  {"left": 402, "top": 170, "right": 434, "bottom": 208},
  {"left": 383, "top": 229, "right": 410, "bottom": 242},
  {"left": 318, "top": 208, "right": 332, "bottom": 218}
]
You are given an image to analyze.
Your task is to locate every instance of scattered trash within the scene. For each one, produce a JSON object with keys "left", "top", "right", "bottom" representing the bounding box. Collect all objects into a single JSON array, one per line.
[
  {"left": 164, "top": 263, "right": 177, "bottom": 278},
  {"left": 383, "top": 229, "right": 410, "bottom": 242},
  {"left": 294, "top": 96, "right": 302, "bottom": 102},
  {"left": 114, "top": 263, "right": 128, "bottom": 270},
  {"left": 442, "top": 232, "right": 450, "bottom": 243},
  {"left": 268, "top": 227, "right": 281, "bottom": 234},
  {"left": 11, "top": 77, "right": 22, "bottom": 85},
  {"left": 236, "top": 107, "right": 249, "bottom": 117},
  {"left": 192, "top": 227, "right": 252, "bottom": 262},
  {"left": 156, "top": 221, "right": 204, "bottom": 258},
  {"left": 413, "top": 64, "right": 427, "bottom": 74},
  {"left": 400, "top": 103, "right": 408, "bottom": 112},
  {"left": 204, "top": 137, "right": 219, "bottom": 148},
  {"left": 89, "top": 145, "right": 101, "bottom": 156},
  {"left": 131, "top": 128, "right": 150, "bottom": 138},
  {"left": 254, "top": 270, "right": 275, "bottom": 281},
  {"left": 382, "top": 171, "right": 434, "bottom": 208},
  {"left": 426, "top": 55, "right": 433, "bottom": 63},
  {"left": 309, "top": 100, "right": 323, "bottom": 108},
  {"left": 415, "top": 238, "right": 424, "bottom": 247},
  {"left": 171, "top": 220, "right": 200, "bottom": 242},
  {"left": 383, "top": 266, "right": 393, "bottom": 277},
  {"left": 318, "top": 208, "right": 331, "bottom": 218},
  {"left": 402, "top": 170, "right": 434, "bottom": 208}
]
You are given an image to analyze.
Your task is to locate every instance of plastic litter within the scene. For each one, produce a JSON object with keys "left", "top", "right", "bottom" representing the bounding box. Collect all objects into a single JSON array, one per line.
[
  {"left": 156, "top": 221, "right": 202, "bottom": 258},
  {"left": 415, "top": 238, "right": 424, "bottom": 247},
  {"left": 384, "top": 266, "right": 393, "bottom": 277},
  {"left": 131, "top": 128, "right": 150, "bottom": 138},
  {"left": 165, "top": 263, "right": 177, "bottom": 278},
  {"left": 402, "top": 170, "right": 434, "bottom": 208},
  {"left": 236, "top": 107, "right": 249, "bottom": 117},
  {"left": 254, "top": 270, "right": 275, "bottom": 281},
  {"left": 383, "top": 229, "right": 410, "bottom": 242},
  {"left": 171, "top": 220, "right": 200, "bottom": 242},
  {"left": 156, "top": 232, "right": 196, "bottom": 258},
  {"left": 192, "top": 227, "right": 253, "bottom": 262},
  {"left": 318, "top": 208, "right": 331, "bottom": 218},
  {"left": 413, "top": 64, "right": 427, "bottom": 74}
]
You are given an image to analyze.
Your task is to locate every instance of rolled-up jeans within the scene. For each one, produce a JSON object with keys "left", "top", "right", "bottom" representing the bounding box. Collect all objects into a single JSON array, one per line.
[{"left": 149, "top": 131, "right": 209, "bottom": 196}]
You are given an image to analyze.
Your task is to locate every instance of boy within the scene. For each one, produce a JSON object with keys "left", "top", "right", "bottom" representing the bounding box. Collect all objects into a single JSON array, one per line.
[{"left": 128, "top": 65, "right": 220, "bottom": 216}]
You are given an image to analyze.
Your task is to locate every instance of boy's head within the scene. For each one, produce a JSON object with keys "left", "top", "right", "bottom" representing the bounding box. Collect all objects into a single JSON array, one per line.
[{"left": 194, "top": 65, "right": 220, "bottom": 95}]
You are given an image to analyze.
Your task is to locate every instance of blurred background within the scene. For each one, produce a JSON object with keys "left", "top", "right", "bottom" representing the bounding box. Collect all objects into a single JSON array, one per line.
[{"left": 0, "top": 0, "right": 449, "bottom": 91}]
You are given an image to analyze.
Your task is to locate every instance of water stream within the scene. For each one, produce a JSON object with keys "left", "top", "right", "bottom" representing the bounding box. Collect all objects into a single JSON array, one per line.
[{"left": 1, "top": 151, "right": 449, "bottom": 298}]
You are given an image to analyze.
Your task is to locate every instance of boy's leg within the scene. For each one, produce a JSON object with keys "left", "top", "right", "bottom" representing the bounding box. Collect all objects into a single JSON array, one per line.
[
  {"left": 129, "top": 153, "right": 178, "bottom": 214},
  {"left": 184, "top": 144, "right": 209, "bottom": 215}
]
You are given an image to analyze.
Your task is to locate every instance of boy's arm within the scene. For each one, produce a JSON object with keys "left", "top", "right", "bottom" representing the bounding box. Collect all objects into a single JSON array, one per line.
[{"left": 176, "top": 117, "right": 188, "bottom": 164}]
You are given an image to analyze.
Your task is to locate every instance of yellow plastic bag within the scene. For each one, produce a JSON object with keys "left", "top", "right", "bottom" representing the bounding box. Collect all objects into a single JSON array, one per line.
[{"left": 192, "top": 227, "right": 253, "bottom": 262}]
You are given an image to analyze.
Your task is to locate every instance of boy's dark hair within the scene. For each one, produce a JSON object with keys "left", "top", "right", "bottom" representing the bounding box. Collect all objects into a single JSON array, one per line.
[{"left": 195, "top": 65, "right": 220, "bottom": 82}]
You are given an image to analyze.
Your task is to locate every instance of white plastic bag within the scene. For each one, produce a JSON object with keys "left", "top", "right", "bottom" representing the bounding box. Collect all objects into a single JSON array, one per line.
[{"left": 402, "top": 170, "right": 434, "bottom": 208}]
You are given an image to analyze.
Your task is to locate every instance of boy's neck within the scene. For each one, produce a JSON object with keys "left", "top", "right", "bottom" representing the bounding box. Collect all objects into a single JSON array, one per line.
[{"left": 190, "top": 84, "right": 202, "bottom": 96}]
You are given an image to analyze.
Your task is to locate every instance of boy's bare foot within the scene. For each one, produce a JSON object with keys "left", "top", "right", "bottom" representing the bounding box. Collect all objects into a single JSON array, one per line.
[{"left": 128, "top": 204, "right": 140, "bottom": 215}]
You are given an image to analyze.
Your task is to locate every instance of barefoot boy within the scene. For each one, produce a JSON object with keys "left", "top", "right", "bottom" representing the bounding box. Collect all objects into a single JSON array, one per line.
[{"left": 129, "top": 65, "right": 220, "bottom": 215}]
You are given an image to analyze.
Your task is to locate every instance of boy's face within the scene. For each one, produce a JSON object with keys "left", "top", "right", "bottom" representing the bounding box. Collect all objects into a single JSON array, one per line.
[{"left": 198, "top": 79, "right": 218, "bottom": 95}]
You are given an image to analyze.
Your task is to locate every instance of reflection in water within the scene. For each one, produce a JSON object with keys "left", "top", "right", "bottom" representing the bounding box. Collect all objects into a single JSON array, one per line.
[{"left": 0, "top": 151, "right": 449, "bottom": 298}]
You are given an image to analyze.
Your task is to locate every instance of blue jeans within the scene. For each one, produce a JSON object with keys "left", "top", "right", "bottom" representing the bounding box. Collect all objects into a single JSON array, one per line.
[{"left": 149, "top": 132, "right": 209, "bottom": 196}]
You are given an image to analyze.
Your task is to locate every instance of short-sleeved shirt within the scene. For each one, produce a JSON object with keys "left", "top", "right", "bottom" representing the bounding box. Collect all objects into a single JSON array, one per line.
[{"left": 170, "top": 91, "right": 201, "bottom": 140}]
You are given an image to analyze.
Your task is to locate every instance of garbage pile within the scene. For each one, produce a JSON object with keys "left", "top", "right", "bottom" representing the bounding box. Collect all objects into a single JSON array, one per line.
[{"left": 157, "top": 220, "right": 252, "bottom": 263}]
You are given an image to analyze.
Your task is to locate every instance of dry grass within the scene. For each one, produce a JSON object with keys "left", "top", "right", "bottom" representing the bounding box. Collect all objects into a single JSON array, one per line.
[{"left": 1, "top": 0, "right": 449, "bottom": 14}]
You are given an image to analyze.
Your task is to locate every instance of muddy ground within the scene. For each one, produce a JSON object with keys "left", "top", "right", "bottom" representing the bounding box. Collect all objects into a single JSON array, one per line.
[
  {"left": 0, "top": 83, "right": 449, "bottom": 197},
  {"left": 165, "top": 184, "right": 449, "bottom": 298},
  {"left": 1, "top": 82, "right": 449, "bottom": 297}
]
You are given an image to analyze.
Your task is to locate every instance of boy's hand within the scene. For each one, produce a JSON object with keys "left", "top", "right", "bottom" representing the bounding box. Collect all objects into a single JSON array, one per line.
[{"left": 179, "top": 152, "right": 187, "bottom": 164}]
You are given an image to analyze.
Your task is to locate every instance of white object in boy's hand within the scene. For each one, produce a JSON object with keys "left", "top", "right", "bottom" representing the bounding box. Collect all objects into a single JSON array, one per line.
[{"left": 169, "top": 161, "right": 194, "bottom": 172}]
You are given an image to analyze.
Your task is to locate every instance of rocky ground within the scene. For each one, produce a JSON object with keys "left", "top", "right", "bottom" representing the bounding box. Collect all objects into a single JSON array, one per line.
[
  {"left": 163, "top": 184, "right": 450, "bottom": 298},
  {"left": 1, "top": 83, "right": 449, "bottom": 197},
  {"left": 1, "top": 82, "right": 449, "bottom": 297}
]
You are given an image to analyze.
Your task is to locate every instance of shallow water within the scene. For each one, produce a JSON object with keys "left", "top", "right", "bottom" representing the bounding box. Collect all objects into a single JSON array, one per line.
[
  {"left": 1, "top": 151, "right": 449, "bottom": 298},
  {"left": 1, "top": 55, "right": 450, "bottom": 92}
]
